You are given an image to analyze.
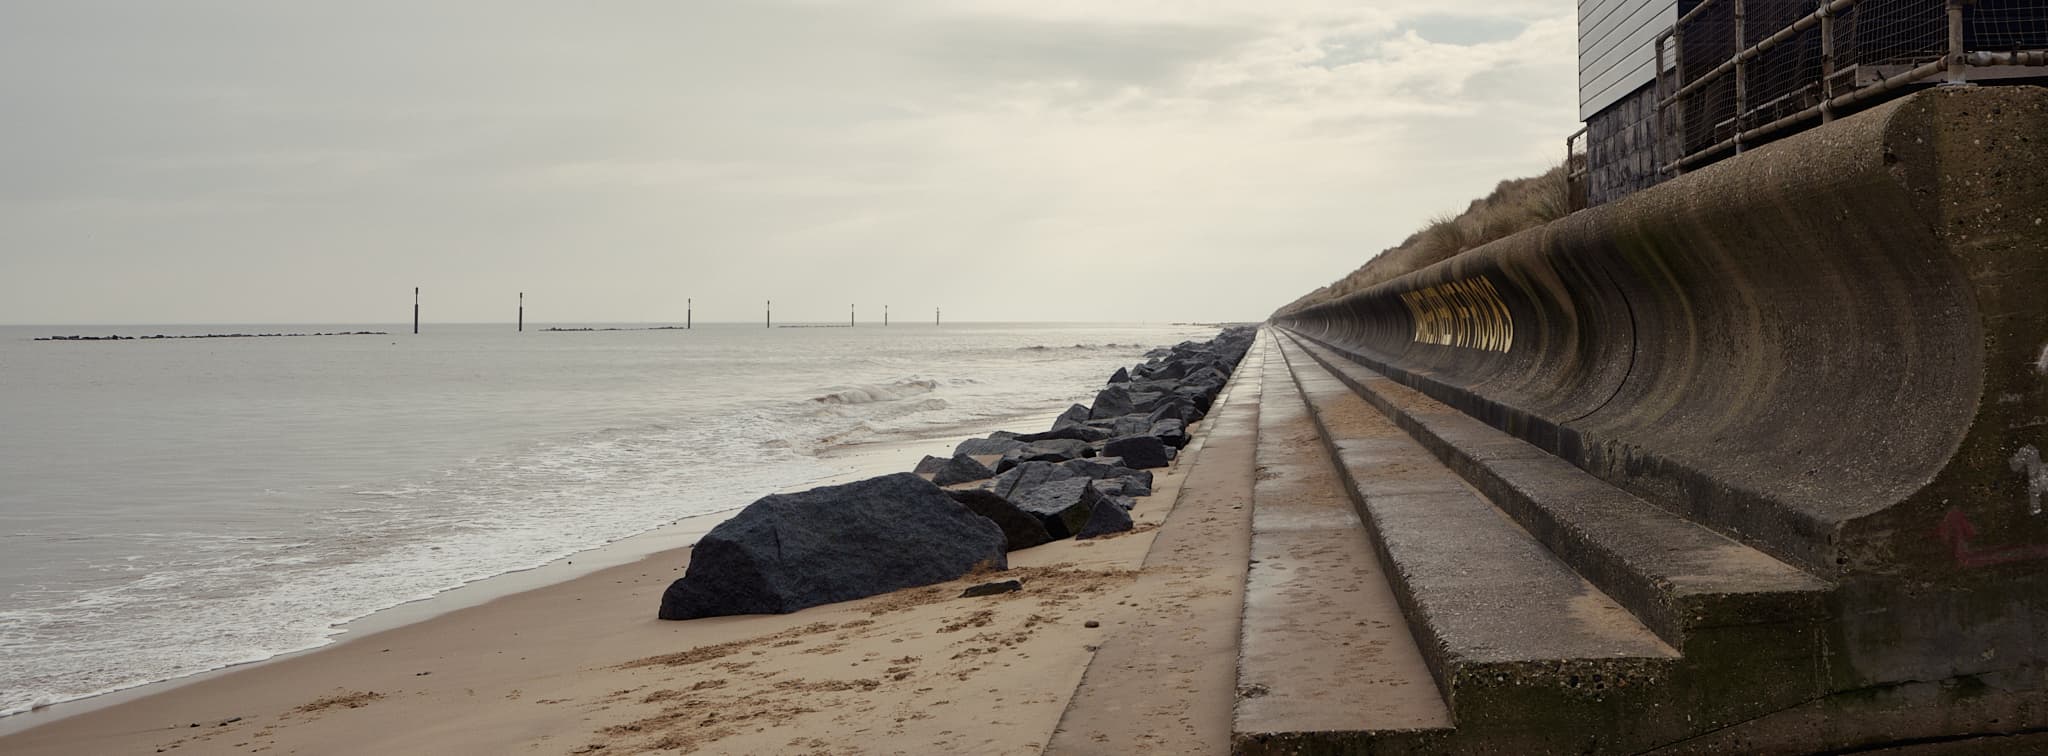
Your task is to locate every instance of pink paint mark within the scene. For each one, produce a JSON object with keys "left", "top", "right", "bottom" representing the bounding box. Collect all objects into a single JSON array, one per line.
[{"left": 1937, "top": 507, "right": 2048, "bottom": 568}]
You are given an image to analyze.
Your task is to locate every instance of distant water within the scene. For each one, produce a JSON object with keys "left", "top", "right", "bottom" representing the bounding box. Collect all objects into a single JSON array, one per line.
[{"left": 0, "top": 321, "right": 1214, "bottom": 718}]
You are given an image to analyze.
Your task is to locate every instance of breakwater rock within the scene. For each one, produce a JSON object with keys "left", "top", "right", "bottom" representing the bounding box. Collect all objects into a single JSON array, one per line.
[
  {"left": 658, "top": 473, "right": 1006, "bottom": 620},
  {"left": 658, "top": 324, "right": 1255, "bottom": 620}
]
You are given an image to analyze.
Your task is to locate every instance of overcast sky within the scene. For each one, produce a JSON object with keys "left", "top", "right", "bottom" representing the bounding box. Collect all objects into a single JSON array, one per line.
[{"left": 0, "top": 1, "right": 1576, "bottom": 325}]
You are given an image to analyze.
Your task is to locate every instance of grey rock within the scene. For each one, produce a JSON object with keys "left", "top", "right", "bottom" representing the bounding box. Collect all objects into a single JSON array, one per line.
[
  {"left": 945, "top": 488, "right": 1054, "bottom": 552},
  {"left": 929, "top": 453, "right": 996, "bottom": 486},
  {"left": 1014, "top": 477, "right": 1101, "bottom": 538},
  {"left": 1088, "top": 479, "right": 1139, "bottom": 510},
  {"left": 1060, "top": 458, "right": 1154, "bottom": 496},
  {"left": 659, "top": 473, "right": 1006, "bottom": 620},
  {"left": 1110, "top": 414, "right": 1153, "bottom": 437},
  {"left": 1150, "top": 419, "right": 1189, "bottom": 449},
  {"left": 955, "top": 436, "right": 1026, "bottom": 457},
  {"left": 1005, "top": 438, "right": 1092, "bottom": 467},
  {"left": 1075, "top": 498, "right": 1135, "bottom": 539},
  {"left": 1015, "top": 425, "right": 1113, "bottom": 444},
  {"left": 991, "top": 461, "right": 1081, "bottom": 500},
  {"left": 960, "top": 580, "right": 1022, "bottom": 598},
  {"left": 1089, "top": 386, "right": 1137, "bottom": 419},
  {"left": 1104, "top": 435, "right": 1172, "bottom": 469},
  {"left": 1052, "top": 403, "right": 1092, "bottom": 430}
]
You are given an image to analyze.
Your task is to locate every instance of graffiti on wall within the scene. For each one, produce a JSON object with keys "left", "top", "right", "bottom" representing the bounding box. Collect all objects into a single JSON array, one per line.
[
  {"left": 1399, "top": 277, "right": 1515, "bottom": 353},
  {"left": 1937, "top": 507, "right": 2048, "bottom": 568},
  {"left": 2016, "top": 446, "right": 2047, "bottom": 516}
]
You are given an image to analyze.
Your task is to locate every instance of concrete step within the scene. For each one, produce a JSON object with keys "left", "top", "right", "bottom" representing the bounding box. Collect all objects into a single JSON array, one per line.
[
  {"left": 1281, "top": 332, "right": 1833, "bottom": 653},
  {"left": 1046, "top": 331, "right": 1270, "bottom": 756},
  {"left": 1233, "top": 332, "right": 1451, "bottom": 755},
  {"left": 1269, "top": 334, "right": 1681, "bottom": 749}
]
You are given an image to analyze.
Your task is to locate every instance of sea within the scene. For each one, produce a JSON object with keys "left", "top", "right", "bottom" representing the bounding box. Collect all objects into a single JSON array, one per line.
[{"left": 0, "top": 321, "right": 1218, "bottom": 721}]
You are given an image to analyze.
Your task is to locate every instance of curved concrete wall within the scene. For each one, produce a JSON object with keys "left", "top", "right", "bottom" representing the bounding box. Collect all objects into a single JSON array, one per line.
[{"left": 1281, "top": 86, "right": 2048, "bottom": 582}]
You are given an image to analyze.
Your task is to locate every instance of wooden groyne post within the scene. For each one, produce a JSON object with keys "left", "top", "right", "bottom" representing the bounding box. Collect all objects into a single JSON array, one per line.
[
  {"left": 413, "top": 287, "right": 420, "bottom": 334},
  {"left": 766, "top": 300, "right": 772, "bottom": 329},
  {"left": 687, "top": 298, "right": 692, "bottom": 330},
  {"left": 518, "top": 292, "right": 524, "bottom": 332}
]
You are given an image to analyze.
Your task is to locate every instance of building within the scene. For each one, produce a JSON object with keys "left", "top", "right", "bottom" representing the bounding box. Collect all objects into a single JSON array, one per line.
[{"left": 1575, "top": 0, "right": 2048, "bottom": 207}]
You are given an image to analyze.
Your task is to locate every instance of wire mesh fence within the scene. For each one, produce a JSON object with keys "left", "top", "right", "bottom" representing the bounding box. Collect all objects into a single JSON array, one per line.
[
  {"left": 1970, "top": 0, "right": 2048, "bottom": 51},
  {"left": 1661, "top": 0, "right": 2048, "bottom": 174}
]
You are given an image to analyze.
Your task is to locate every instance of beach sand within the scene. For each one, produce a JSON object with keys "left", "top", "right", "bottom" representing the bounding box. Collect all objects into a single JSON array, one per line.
[{"left": 0, "top": 382, "right": 1259, "bottom": 756}]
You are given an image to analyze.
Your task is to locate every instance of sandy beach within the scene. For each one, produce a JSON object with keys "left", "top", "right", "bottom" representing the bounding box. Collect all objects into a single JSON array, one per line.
[{"left": 0, "top": 359, "right": 1263, "bottom": 756}]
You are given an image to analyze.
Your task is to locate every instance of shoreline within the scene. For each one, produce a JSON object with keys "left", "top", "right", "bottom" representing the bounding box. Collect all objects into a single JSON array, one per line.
[
  {"left": 0, "top": 417, "right": 1040, "bottom": 739},
  {"left": 0, "top": 384, "right": 1226, "bottom": 754}
]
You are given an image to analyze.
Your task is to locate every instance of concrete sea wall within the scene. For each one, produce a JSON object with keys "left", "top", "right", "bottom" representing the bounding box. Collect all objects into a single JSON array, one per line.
[{"left": 1277, "top": 85, "right": 2048, "bottom": 742}]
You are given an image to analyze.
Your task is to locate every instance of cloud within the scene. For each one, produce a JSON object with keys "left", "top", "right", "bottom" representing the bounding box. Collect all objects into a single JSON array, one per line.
[{"left": 0, "top": 0, "right": 1578, "bottom": 324}]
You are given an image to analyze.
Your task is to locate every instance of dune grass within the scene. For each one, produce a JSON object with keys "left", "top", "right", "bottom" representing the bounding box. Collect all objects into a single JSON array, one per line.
[{"left": 1272, "top": 163, "right": 1572, "bottom": 319}]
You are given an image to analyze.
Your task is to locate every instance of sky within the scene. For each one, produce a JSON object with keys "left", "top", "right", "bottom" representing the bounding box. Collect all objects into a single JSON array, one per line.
[{"left": 0, "top": 1, "right": 1578, "bottom": 325}]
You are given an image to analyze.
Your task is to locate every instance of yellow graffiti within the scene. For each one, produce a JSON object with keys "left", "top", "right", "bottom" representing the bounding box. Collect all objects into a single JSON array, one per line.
[{"left": 1398, "top": 277, "right": 1514, "bottom": 352}]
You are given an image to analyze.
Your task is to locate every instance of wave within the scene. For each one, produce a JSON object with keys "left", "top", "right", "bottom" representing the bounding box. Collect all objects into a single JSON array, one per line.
[
  {"left": 810, "top": 378, "right": 941, "bottom": 405},
  {"left": 1015, "top": 343, "right": 1144, "bottom": 352}
]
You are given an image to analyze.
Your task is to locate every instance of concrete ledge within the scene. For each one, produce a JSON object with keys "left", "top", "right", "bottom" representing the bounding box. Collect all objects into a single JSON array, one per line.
[
  {"left": 1283, "top": 332, "right": 1830, "bottom": 651},
  {"left": 1234, "top": 334, "right": 1450, "bottom": 753},
  {"left": 1272, "top": 336, "right": 1680, "bottom": 748}
]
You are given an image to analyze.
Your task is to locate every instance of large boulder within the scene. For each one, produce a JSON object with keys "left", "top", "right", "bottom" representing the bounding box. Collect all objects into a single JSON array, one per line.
[
  {"left": 1089, "top": 386, "right": 1138, "bottom": 419},
  {"left": 1088, "top": 479, "right": 1138, "bottom": 510},
  {"left": 1150, "top": 419, "right": 1189, "bottom": 449},
  {"left": 1051, "top": 403, "right": 1092, "bottom": 430},
  {"left": 1108, "top": 366, "right": 1131, "bottom": 384},
  {"left": 658, "top": 473, "right": 1006, "bottom": 620},
  {"left": 1147, "top": 399, "right": 1196, "bottom": 425},
  {"left": 955, "top": 436, "right": 1027, "bottom": 457},
  {"left": 1013, "top": 477, "right": 1104, "bottom": 538},
  {"left": 1075, "top": 498, "right": 1135, "bottom": 539},
  {"left": 1104, "top": 435, "right": 1172, "bottom": 469},
  {"left": 945, "top": 488, "right": 1053, "bottom": 552},
  {"left": 1014, "top": 425, "right": 1113, "bottom": 444},
  {"left": 991, "top": 460, "right": 1079, "bottom": 500},
  {"left": 1060, "top": 457, "right": 1154, "bottom": 496},
  {"left": 917, "top": 453, "right": 996, "bottom": 486},
  {"left": 1186, "top": 365, "right": 1229, "bottom": 391},
  {"left": 1148, "top": 360, "right": 1191, "bottom": 381},
  {"left": 995, "top": 438, "right": 1092, "bottom": 472},
  {"left": 1108, "top": 414, "right": 1153, "bottom": 438}
]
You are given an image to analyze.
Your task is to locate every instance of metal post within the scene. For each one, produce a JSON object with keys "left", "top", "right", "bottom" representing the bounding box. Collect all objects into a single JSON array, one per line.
[
  {"left": 518, "top": 292, "right": 523, "bottom": 332},
  {"left": 1655, "top": 33, "right": 1668, "bottom": 176},
  {"left": 1673, "top": 21, "right": 1688, "bottom": 175},
  {"left": 1946, "top": 0, "right": 1968, "bottom": 85},
  {"left": 884, "top": 305, "right": 889, "bottom": 327},
  {"left": 413, "top": 287, "right": 420, "bottom": 335},
  {"left": 1821, "top": 2, "right": 1836, "bottom": 122},
  {"left": 851, "top": 304, "right": 856, "bottom": 327},
  {"left": 1734, "top": 0, "right": 1747, "bottom": 155},
  {"left": 687, "top": 298, "right": 692, "bottom": 330},
  {"left": 935, "top": 307, "right": 941, "bottom": 326},
  {"left": 766, "top": 300, "right": 772, "bottom": 328}
]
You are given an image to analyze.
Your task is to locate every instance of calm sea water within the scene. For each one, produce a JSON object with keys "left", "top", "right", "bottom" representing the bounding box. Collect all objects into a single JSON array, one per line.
[{"left": 0, "top": 321, "right": 1215, "bottom": 718}]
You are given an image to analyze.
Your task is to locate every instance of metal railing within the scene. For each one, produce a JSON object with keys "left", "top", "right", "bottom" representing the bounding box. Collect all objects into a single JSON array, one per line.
[
  {"left": 1655, "top": 0, "right": 2048, "bottom": 177},
  {"left": 1566, "top": 126, "right": 1590, "bottom": 211}
]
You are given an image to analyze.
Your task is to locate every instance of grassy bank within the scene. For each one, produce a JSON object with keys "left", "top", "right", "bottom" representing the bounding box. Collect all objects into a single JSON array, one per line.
[{"left": 1273, "top": 164, "right": 1571, "bottom": 319}]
